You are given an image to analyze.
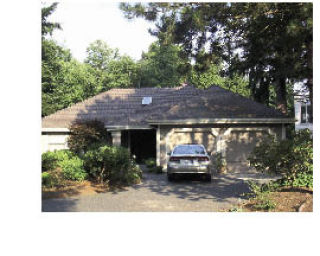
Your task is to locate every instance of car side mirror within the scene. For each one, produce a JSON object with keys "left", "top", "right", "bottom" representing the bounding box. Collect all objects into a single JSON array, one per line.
[{"left": 167, "top": 152, "right": 171, "bottom": 156}]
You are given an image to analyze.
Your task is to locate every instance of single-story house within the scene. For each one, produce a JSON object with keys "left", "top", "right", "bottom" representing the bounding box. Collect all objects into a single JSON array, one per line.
[{"left": 42, "top": 84, "right": 294, "bottom": 172}]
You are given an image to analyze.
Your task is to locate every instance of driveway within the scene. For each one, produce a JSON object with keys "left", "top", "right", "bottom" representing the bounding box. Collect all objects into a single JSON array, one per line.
[{"left": 42, "top": 171, "right": 255, "bottom": 212}]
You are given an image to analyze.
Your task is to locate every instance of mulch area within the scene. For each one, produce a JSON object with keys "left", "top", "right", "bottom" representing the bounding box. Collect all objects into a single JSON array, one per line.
[
  {"left": 42, "top": 180, "right": 110, "bottom": 199},
  {"left": 242, "top": 187, "right": 313, "bottom": 212}
]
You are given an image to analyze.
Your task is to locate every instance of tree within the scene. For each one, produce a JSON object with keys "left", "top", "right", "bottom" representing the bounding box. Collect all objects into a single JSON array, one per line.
[
  {"left": 41, "top": 4, "right": 100, "bottom": 116},
  {"left": 137, "top": 40, "right": 249, "bottom": 95},
  {"left": 42, "top": 58, "right": 100, "bottom": 116},
  {"left": 85, "top": 40, "right": 120, "bottom": 70},
  {"left": 41, "top": 2, "right": 61, "bottom": 38},
  {"left": 85, "top": 40, "right": 139, "bottom": 91},
  {"left": 105, "top": 55, "right": 139, "bottom": 89},
  {"left": 138, "top": 41, "right": 189, "bottom": 88},
  {"left": 189, "top": 51, "right": 250, "bottom": 97},
  {"left": 120, "top": 2, "right": 313, "bottom": 114}
]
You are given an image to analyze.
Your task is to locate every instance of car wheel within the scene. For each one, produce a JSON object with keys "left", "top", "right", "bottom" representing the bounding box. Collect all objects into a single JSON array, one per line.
[
  {"left": 205, "top": 174, "right": 212, "bottom": 182},
  {"left": 167, "top": 173, "right": 174, "bottom": 182}
]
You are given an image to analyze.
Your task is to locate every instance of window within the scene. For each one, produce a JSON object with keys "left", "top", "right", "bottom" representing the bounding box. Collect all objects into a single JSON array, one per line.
[
  {"left": 173, "top": 145, "right": 205, "bottom": 155},
  {"left": 300, "top": 103, "right": 313, "bottom": 124}
]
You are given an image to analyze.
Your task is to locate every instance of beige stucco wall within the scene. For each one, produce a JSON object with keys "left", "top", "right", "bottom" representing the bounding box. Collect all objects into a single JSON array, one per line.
[
  {"left": 41, "top": 123, "right": 283, "bottom": 174},
  {"left": 41, "top": 133, "right": 69, "bottom": 153},
  {"left": 160, "top": 127, "right": 219, "bottom": 168},
  {"left": 158, "top": 124, "right": 283, "bottom": 172}
]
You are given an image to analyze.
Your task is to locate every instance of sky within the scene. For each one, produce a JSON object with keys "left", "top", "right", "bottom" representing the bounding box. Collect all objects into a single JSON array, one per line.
[{"left": 46, "top": 1, "right": 157, "bottom": 61}]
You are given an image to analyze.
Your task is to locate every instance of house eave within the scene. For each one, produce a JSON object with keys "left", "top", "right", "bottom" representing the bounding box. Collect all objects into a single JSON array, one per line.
[
  {"left": 147, "top": 118, "right": 295, "bottom": 125},
  {"left": 105, "top": 125, "right": 153, "bottom": 131}
]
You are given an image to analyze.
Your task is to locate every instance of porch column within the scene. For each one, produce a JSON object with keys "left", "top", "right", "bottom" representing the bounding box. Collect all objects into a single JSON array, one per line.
[
  {"left": 156, "top": 125, "right": 160, "bottom": 166},
  {"left": 216, "top": 135, "right": 227, "bottom": 158},
  {"left": 111, "top": 131, "right": 121, "bottom": 146},
  {"left": 281, "top": 124, "right": 286, "bottom": 140},
  {"left": 127, "top": 130, "right": 131, "bottom": 153}
]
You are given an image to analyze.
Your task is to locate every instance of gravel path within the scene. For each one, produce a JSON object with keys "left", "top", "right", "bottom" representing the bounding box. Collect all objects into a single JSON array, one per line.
[{"left": 42, "top": 172, "right": 250, "bottom": 212}]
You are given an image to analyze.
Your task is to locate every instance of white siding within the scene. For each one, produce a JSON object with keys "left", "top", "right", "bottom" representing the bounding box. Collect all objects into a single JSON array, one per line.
[{"left": 41, "top": 134, "right": 69, "bottom": 153}]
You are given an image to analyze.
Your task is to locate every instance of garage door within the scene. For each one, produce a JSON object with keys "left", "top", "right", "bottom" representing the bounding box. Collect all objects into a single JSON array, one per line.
[
  {"left": 168, "top": 130, "right": 216, "bottom": 153},
  {"left": 225, "top": 130, "right": 267, "bottom": 163}
]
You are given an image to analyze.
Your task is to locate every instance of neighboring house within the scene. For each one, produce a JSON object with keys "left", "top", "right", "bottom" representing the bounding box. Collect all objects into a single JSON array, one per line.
[
  {"left": 42, "top": 84, "right": 294, "bottom": 172},
  {"left": 294, "top": 94, "right": 313, "bottom": 132}
]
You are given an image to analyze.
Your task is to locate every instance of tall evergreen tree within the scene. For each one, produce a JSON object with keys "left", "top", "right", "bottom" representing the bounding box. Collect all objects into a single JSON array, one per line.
[
  {"left": 120, "top": 2, "right": 313, "bottom": 114},
  {"left": 138, "top": 41, "right": 189, "bottom": 88},
  {"left": 41, "top": 2, "right": 61, "bottom": 38}
]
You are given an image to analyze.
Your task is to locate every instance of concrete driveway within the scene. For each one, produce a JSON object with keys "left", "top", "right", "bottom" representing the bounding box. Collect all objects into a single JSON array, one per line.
[{"left": 42, "top": 171, "right": 255, "bottom": 212}]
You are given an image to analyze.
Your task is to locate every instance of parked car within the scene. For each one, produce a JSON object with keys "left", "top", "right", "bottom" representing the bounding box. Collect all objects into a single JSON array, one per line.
[{"left": 167, "top": 144, "right": 212, "bottom": 182}]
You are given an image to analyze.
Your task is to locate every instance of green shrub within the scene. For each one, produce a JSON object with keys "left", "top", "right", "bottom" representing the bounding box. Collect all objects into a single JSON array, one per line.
[
  {"left": 42, "top": 150, "right": 87, "bottom": 183},
  {"left": 144, "top": 158, "right": 156, "bottom": 168},
  {"left": 246, "top": 181, "right": 276, "bottom": 211},
  {"left": 42, "top": 171, "right": 64, "bottom": 187},
  {"left": 213, "top": 152, "right": 226, "bottom": 172},
  {"left": 67, "top": 120, "right": 111, "bottom": 155},
  {"left": 54, "top": 149, "right": 75, "bottom": 161},
  {"left": 83, "top": 145, "right": 142, "bottom": 185},
  {"left": 248, "top": 129, "right": 313, "bottom": 188},
  {"left": 42, "top": 172, "right": 54, "bottom": 187},
  {"left": 280, "top": 172, "right": 313, "bottom": 188},
  {"left": 42, "top": 150, "right": 75, "bottom": 172},
  {"left": 59, "top": 156, "right": 87, "bottom": 181},
  {"left": 42, "top": 151, "right": 59, "bottom": 172}
]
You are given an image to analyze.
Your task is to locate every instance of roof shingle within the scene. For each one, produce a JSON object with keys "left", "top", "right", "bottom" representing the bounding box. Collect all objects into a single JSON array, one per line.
[{"left": 42, "top": 85, "right": 287, "bottom": 128}]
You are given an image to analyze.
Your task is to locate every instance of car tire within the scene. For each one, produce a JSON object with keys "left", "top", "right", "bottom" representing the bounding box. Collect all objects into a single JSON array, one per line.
[{"left": 205, "top": 174, "right": 212, "bottom": 182}]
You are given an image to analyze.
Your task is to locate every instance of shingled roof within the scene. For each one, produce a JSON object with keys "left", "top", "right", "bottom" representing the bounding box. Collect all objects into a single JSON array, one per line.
[{"left": 42, "top": 84, "right": 290, "bottom": 129}]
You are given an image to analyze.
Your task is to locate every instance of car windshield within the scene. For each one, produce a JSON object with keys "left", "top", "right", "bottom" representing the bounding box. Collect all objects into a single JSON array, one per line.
[{"left": 173, "top": 145, "right": 205, "bottom": 155}]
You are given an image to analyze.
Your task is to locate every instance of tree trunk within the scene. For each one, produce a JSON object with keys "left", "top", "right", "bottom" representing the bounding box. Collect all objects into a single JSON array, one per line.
[
  {"left": 100, "top": 167, "right": 105, "bottom": 184},
  {"left": 276, "top": 77, "right": 287, "bottom": 115},
  {"left": 259, "top": 77, "right": 270, "bottom": 106},
  {"left": 306, "top": 39, "right": 313, "bottom": 108}
]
